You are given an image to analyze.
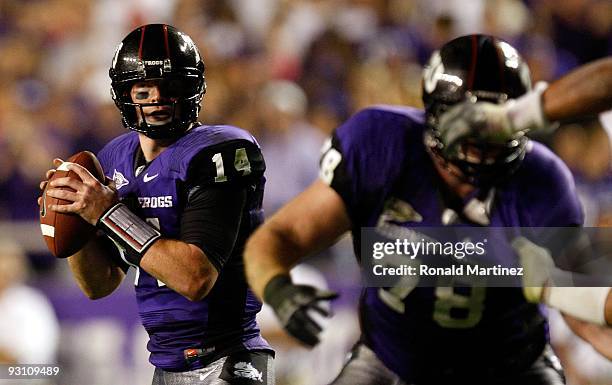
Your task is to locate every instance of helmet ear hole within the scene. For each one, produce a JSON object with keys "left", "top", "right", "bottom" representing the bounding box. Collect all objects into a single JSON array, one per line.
[{"left": 109, "top": 24, "right": 206, "bottom": 138}]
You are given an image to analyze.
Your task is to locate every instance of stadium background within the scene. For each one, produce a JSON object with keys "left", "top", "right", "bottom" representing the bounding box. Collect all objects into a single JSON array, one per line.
[{"left": 0, "top": 0, "right": 610, "bottom": 384}]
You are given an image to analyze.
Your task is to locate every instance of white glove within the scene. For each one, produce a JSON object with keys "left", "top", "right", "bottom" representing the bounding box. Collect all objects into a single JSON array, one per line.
[
  {"left": 437, "top": 82, "right": 550, "bottom": 155},
  {"left": 511, "top": 236, "right": 555, "bottom": 302},
  {"left": 511, "top": 237, "right": 610, "bottom": 325},
  {"left": 437, "top": 101, "right": 516, "bottom": 154}
]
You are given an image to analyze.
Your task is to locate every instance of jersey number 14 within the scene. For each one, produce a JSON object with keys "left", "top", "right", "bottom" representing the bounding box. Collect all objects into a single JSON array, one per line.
[{"left": 212, "top": 148, "right": 252, "bottom": 182}]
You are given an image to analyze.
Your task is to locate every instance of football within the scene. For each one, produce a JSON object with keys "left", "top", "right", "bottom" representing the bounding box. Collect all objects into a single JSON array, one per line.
[{"left": 40, "top": 151, "right": 105, "bottom": 258}]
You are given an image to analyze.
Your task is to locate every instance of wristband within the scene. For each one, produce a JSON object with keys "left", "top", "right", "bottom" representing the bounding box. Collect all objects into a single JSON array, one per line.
[
  {"left": 97, "top": 203, "right": 161, "bottom": 267},
  {"left": 546, "top": 286, "right": 609, "bottom": 325},
  {"left": 507, "top": 81, "right": 550, "bottom": 133}
]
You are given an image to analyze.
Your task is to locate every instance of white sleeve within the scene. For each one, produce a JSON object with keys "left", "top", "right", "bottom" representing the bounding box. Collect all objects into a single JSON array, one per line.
[{"left": 546, "top": 286, "right": 610, "bottom": 326}]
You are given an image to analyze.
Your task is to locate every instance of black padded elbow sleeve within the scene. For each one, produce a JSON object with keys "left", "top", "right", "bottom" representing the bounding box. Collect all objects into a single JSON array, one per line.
[{"left": 179, "top": 185, "right": 247, "bottom": 272}]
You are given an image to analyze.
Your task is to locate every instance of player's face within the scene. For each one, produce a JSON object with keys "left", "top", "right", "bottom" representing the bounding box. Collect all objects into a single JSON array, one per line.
[
  {"left": 130, "top": 80, "right": 176, "bottom": 126},
  {"left": 456, "top": 141, "right": 503, "bottom": 165},
  {"left": 437, "top": 139, "right": 515, "bottom": 192}
]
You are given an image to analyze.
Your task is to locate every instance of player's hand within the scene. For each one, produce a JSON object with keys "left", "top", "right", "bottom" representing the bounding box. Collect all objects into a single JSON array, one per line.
[
  {"left": 45, "top": 162, "right": 119, "bottom": 226},
  {"left": 437, "top": 101, "right": 516, "bottom": 157},
  {"left": 37, "top": 158, "right": 64, "bottom": 206},
  {"left": 264, "top": 274, "right": 338, "bottom": 347},
  {"left": 511, "top": 236, "right": 555, "bottom": 303}
]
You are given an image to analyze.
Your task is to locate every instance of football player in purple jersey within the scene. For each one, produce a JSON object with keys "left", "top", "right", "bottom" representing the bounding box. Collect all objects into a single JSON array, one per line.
[
  {"left": 245, "top": 34, "right": 607, "bottom": 384},
  {"left": 437, "top": 56, "right": 612, "bottom": 360},
  {"left": 38, "top": 24, "right": 274, "bottom": 385}
]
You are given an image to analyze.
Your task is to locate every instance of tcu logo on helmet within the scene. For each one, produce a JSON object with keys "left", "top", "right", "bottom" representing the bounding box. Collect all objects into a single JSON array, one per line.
[{"left": 423, "top": 51, "right": 444, "bottom": 94}]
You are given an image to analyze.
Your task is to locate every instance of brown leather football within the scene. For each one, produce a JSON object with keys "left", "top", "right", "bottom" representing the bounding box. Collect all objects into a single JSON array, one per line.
[{"left": 40, "top": 151, "right": 105, "bottom": 258}]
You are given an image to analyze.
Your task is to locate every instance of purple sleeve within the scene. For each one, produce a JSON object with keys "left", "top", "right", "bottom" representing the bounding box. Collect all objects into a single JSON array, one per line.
[
  {"left": 182, "top": 140, "right": 265, "bottom": 188},
  {"left": 517, "top": 142, "right": 584, "bottom": 226},
  {"left": 321, "top": 109, "right": 387, "bottom": 224},
  {"left": 320, "top": 106, "right": 425, "bottom": 225}
]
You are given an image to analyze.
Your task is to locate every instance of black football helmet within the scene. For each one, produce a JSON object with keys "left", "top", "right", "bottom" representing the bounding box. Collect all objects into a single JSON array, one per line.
[
  {"left": 422, "top": 34, "right": 532, "bottom": 185},
  {"left": 109, "top": 24, "right": 206, "bottom": 139}
]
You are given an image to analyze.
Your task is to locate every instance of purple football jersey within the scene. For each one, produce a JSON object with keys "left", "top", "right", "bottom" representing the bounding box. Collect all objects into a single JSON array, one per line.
[
  {"left": 97, "top": 125, "right": 271, "bottom": 371},
  {"left": 324, "top": 106, "right": 583, "bottom": 382}
]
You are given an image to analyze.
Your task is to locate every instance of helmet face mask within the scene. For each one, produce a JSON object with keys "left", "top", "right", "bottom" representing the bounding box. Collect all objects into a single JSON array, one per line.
[
  {"left": 109, "top": 24, "right": 206, "bottom": 139},
  {"left": 449, "top": 134, "right": 528, "bottom": 185},
  {"left": 422, "top": 34, "right": 531, "bottom": 186}
]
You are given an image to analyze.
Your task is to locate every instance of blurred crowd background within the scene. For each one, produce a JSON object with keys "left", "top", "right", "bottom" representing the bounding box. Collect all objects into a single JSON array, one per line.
[{"left": 0, "top": 0, "right": 610, "bottom": 384}]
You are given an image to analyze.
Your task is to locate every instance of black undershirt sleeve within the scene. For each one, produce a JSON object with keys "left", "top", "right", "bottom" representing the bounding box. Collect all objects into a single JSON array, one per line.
[{"left": 179, "top": 184, "right": 248, "bottom": 272}]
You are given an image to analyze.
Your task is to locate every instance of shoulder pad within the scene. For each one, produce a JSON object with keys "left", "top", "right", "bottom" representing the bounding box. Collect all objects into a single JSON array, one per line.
[
  {"left": 97, "top": 132, "right": 139, "bottom": 174},
  {"left": 333, "top": 105, "right": 425, "bottom": 181},
  {"left": 324, "top": 106, "right": 427, "bottom": 223},
  {"left": 514, "top": 141, "right": 583, "bottom": 226},
  {"left": 170, "top": 125, "right": 259, "bottom": 174},
  {"left": 170, "top": 126, "right": 265, "bottom": 186}
]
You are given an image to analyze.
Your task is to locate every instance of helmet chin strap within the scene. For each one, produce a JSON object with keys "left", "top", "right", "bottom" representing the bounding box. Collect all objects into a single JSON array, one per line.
[
  {"left": 132, "top": 101, "right": 195, "bottom": 139},
  {"left": 425, "top": 133, "right": 476, "bottom": 186},
  {"left": 462, "top": 189, "right": 494, "bottom": 225},
  {"left": 440, "top": 159, "right": 496, "bottom": 226},
  {"left": 440, "top": 187, "right": 495, "bottom": 226},
  {"left": 426, "top": 131, "right": 494, "bottom": 226},
  {"left": 140, "top": 124, "right": 186, "bottom": 140}
]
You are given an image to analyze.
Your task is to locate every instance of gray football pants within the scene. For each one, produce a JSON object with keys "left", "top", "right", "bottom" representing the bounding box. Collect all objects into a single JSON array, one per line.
[
  {"left": 152, "top": 350, "right": 274, "bottom": 385},
  {"left": 329, "top": 343, "right": 564, "bottom": 385}
]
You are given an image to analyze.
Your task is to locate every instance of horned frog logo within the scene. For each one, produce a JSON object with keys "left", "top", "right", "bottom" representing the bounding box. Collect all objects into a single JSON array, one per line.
[
  {"left": 233, "top": 362, "right": 263, "bottom": 382},
  {"left": 112, "top": 169, "right": 129, "bottom": 190}
]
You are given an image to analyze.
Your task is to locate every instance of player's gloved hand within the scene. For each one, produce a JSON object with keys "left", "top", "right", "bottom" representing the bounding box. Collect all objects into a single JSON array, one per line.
[
  {"left": 511, "top": 236, "right": 555, "bottom": 303},
  {"left": 437, "top": 82, "right": 550, "bottom": 157},
  {"left": 264, "top": 274, "right": 338, "bottom": 347},
  {"left": 438, "top": 101, "right": 516, "bottom": 157}
]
